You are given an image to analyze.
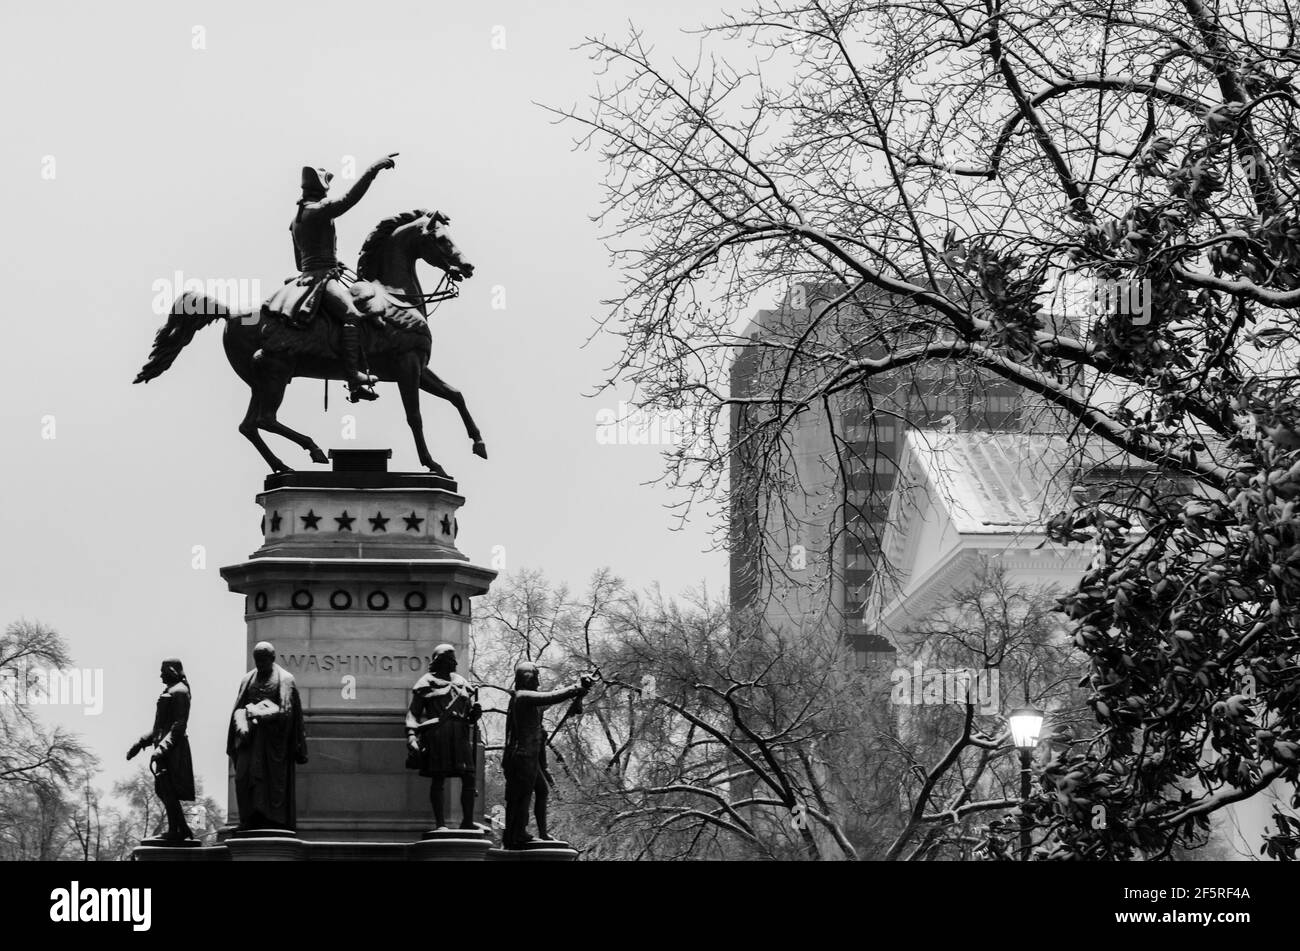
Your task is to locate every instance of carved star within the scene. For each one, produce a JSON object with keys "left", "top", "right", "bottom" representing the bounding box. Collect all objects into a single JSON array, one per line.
[
  {"left": 301, "top": 509, "right": 321, "bottom": 530},
  {"left": 440, "top": 513, "right": 452, "bottom": 536},
  {"left": 270, "top": 511, "right": 282, "bottom": 532},
  {"left": 335, "top": 511, "right": 356, "bottom": 531},
  {"left": 369, "top": 511, "right": 390, "bottom": 532},
  {"left": 403, "top": 511, "right": 424, "bottom": 532}
]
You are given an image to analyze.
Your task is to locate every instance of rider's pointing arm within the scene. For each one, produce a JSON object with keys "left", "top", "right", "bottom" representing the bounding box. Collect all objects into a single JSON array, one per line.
[{"left": 320, "top": 154, "right": 398, "bottom": 220}]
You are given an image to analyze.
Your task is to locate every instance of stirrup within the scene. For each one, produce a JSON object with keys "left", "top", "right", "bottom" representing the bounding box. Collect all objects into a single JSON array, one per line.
[{"left": 347, "top": 383, "right": 379, "bottom": 403}]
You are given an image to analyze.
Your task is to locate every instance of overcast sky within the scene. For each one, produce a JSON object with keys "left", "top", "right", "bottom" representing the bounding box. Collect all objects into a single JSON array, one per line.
[{"left": 0, "top": 0, "right": 734, "bottom": 800}]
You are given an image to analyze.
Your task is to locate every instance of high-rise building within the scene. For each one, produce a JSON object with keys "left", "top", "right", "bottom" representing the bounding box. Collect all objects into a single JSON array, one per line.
[{"left": 729, "top": 283, "right": 1028, "bottom": 656}]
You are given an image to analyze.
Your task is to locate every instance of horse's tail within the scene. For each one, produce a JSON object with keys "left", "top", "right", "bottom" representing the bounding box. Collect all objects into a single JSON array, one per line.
[{"left": 133, "top": 293, "right": 245, "bottom": 384}]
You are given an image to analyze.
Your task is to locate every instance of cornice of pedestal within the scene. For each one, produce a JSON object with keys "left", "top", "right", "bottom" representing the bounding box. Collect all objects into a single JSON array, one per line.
[
  {"left": 220, "top": 557, "right": 498, "bottom": 596},
  {"left": 256, "top": 485, "right": 466, "bottom": 507},
  {"left": 263, "top": 466, "right": 459, "bottom": 493}
]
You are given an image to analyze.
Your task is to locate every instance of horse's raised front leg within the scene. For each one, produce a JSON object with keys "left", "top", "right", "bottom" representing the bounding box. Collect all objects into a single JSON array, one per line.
[
  {"left": 400, "top": 356, "right": 449, "bottom": 477},
  {"left": 239, "top": 390, "right": 292, "bottom": 474},
  {"left": 253, "top": 356, "right": 329, "bottom": 466},
  {"left": 420, "top": 366, "right": 487, "bottom": 459}
]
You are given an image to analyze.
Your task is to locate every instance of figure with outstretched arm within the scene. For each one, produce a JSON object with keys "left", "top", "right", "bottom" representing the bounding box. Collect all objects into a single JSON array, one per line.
[
  {"left": 263, "top": 153, "right": 399, "bottom": 402},
  {"left": 127, "top": 658, "right": 196, "bottom": 842},
  {"left": 501, "top": 662, "right": 593, "bottom": 848}
]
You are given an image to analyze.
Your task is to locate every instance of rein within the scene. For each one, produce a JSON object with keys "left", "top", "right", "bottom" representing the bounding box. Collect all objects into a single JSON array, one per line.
[{"left": 385, "top": 273, "right": 461, "bottom": 313}]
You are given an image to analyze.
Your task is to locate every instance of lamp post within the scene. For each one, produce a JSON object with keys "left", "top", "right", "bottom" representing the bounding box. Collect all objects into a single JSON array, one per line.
[{"left": 1008, "top": 706, "right": 1044, "bottom": 861}]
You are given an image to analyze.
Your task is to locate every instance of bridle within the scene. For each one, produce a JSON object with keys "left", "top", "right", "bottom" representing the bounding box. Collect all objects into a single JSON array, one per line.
[
  {"left": 340, "top": 228, "right": 464, "bottom": 314},
  {"left": 385, "top": 219, "right": 466, "bottom": 313},
  {"left": 386, "top": 272, "right": 461, "bottom": 313}
]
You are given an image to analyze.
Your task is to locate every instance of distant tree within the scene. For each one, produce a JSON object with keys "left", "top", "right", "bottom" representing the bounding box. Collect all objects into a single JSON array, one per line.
[
  {"left": 880, "top": 564, "right": 1090, "bottom": 860},
  {"left": 474, "top": 569, "right": 874, "bottom": 858},
  {"left": 105, "top": 765, "right": 224, "bottom": 856},
  {"left": 0, "top": 620, "right": 94, "bottom": 861},
  {"left": 63, "top": 774, "right": 107, "bottom": 861},
  {"left": 584, "top": 587, "right": 879, "bottom": 860}
]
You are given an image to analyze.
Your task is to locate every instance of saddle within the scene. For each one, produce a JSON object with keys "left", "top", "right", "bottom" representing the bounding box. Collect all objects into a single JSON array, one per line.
[
  {"left": 262, "top": 268, "right": 356, "bottom": 329},
  {"left": 257, "top": 278, "right": 428, "bottom": 361}
]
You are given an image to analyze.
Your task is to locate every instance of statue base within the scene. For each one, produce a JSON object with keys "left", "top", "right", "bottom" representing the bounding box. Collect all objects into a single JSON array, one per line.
[
  {"left": 486, "top": 839, "right": 579, "bottom": 862},
  {"left": 304, "top": 841, "right": 408, "bottom": 861},
  {"left": 407, "top": 826, "right": 492, "bottom": 861},
  {"left": 132, "top": 839, "right": 229, "bottom": 862},
  {"left": 224, "top": 828, "right": 307, "bottom": 861},
  {"left": 140, "top": 837, "right": 202, "bottom": 848}
]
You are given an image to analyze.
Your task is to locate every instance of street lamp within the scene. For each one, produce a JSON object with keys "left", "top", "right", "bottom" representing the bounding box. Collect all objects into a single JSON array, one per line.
[{"left": 1008, "top": 705, "right": 1044, "bottom": 861}]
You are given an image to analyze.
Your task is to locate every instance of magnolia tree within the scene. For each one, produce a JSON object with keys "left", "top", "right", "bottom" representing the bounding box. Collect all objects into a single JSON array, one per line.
[{"left": 557, "top": 0, "right": 1300, "bottom": 857}]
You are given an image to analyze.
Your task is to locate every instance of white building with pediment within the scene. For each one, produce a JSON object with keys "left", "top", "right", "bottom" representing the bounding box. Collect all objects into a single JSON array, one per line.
[{"left": 868, "top": 429, "right": 1094, "bottom": 640}]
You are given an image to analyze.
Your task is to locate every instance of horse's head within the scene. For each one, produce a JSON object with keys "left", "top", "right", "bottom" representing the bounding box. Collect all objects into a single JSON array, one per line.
[
  {"left": 357, "top": 209, "right": 476, "bottom": 289},
  {"left": 417, "top": 211, "right": 475, "bottom": 281}
]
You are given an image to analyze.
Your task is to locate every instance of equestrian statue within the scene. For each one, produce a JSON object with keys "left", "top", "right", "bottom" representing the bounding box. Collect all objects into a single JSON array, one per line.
[{"left": 133, "top": 154, "right": 487, "bottom": 477}]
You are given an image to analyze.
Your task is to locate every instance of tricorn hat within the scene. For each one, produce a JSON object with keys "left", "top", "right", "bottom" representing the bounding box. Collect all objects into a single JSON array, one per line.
[{"left": 301, "top": 166, "right": 333, "bottom": 193}]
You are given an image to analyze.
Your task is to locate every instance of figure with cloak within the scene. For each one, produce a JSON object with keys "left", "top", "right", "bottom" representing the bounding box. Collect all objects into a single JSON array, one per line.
[
  {"left": 406, "top": 644, "right": 483, "bottom": 829},
  {"left": 226, "top": 641, "right": 308, "bottom": 831}
]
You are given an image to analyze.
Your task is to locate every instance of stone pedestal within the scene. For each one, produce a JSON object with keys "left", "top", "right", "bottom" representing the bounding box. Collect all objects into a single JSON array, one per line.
[
  {"left": 219, "top": 449, "right": 496, "bottom": 843},
  {"left": 132, "top": 839, "right": 229, "bottom": 862},
  {"left": 225, "top": 829, "right": 307, "bottom": 861},
  {"left": 407, "top": 827, "right": 493, "bottom": 861},
  {"left": 305, "top": 841, "right": 408, "bottom": 861},
  {"left": 486, "top": 840, "right": 579, "bottom": 862},
  {"left": 140, "top": 837, "right": 202, "bottom": 848}
]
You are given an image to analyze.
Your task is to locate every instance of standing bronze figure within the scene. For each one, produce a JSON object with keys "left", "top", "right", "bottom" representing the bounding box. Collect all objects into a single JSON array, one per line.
[
  {"left": 406, "top": 644, "right": 483, "bottom": 829},
  {"left": 127, "top": 658, "right": 196, "bottom": 842},
  {"left": 133, "top": 155, "right": 487, "bottom": 476},
  {"left": 501, "top": 662, "right": 593, "bottom": 849},
  {"left": 226, "top": 642, "right": 308, "bottom": 831}
]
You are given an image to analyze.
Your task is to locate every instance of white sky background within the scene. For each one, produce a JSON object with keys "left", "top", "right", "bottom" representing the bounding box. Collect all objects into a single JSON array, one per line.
[{"left": 0, "top": 0, "right": 731, "bottom": 800}]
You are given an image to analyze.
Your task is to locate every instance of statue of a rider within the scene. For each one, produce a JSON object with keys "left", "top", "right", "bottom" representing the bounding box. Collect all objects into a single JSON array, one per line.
[{"left": 263, "top": 153, "right": 399, "bottom": 402}]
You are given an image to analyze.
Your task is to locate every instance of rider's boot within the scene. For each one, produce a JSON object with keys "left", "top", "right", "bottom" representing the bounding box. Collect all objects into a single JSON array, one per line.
[{"left": 341, "top": 323, "right": 378, "bottom": 402}]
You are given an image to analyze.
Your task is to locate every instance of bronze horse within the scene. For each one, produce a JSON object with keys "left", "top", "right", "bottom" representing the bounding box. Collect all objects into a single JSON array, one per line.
[{"left": 134, "top": 209, "right": 486, "bottom": 476}]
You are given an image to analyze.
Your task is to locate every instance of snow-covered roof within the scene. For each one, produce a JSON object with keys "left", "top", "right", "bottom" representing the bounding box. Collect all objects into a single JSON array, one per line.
[
  {"left": 866, "top": 430, "right": 1112, "bottom": 635},
  {"left": 900, "top": 430, "right": 1086, "bottom": 534}
]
